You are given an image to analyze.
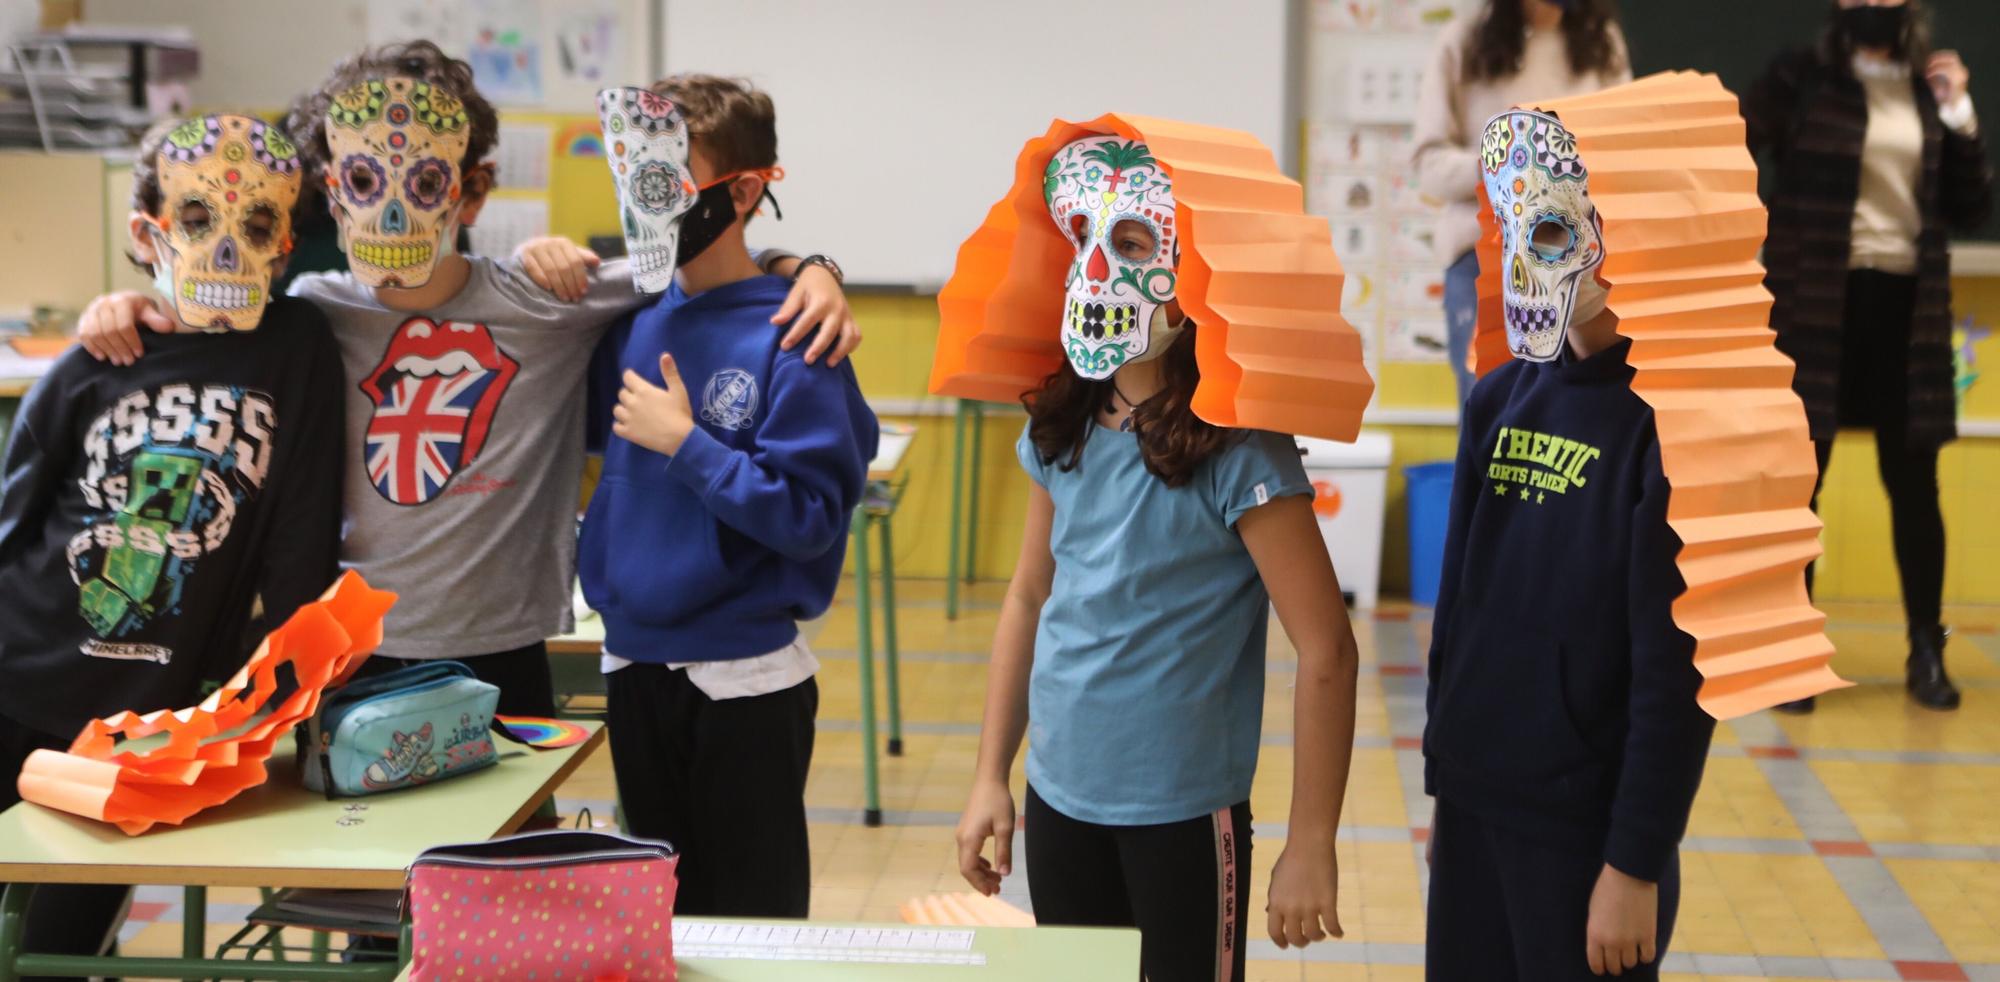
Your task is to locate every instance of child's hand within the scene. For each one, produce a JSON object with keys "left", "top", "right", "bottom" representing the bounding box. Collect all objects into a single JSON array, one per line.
[
  {"left": 612, "top": 355, "right": 695, "bottom": 456},
  {"left": 1585, "top": 864, "right": 1658, "bottom": 976},
  {"left": 78, "top": 291, "right": 174, "bottom": 366},
  {"left": 954, "top": 778, "right": 1016, "bottom": 896},
  {"left": 1266, "top": 838, "right": 1342, "bottom": 949},
  {"left": 515, "top": 236, "right": 601, "bottom": 302},
  {"left": 773, "top": 263, "right": 860, "bottom": 367}
]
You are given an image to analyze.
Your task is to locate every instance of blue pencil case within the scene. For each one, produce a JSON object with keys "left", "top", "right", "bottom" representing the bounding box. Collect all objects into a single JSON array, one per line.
[{"left": 297, "top": 661, "right": 501, "bottom": 798}]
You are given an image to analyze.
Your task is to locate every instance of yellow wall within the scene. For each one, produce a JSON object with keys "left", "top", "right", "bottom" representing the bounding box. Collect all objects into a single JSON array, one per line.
[{"left": 847, "top": 285, "right": 2000, "bottom": 607}]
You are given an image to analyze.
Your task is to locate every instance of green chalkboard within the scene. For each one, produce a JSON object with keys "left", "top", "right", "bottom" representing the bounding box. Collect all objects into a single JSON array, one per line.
[{"left": 1620, "top": 0, "right": 1998, "bottom": 240}]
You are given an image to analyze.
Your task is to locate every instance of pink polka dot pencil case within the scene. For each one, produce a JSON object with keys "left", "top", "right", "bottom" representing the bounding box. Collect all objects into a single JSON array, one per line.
[{"left": 407, "top": 830, "right": 680, "bottom": 981}]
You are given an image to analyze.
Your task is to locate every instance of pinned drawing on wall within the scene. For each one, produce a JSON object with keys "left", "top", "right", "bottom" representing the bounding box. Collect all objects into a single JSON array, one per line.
[
  {"left": 546, "top": 0, "right": 624, "bottom": 108},
  {"left": 1470, "top": 71, "right": 1849, "bottom": 718},
  {"left": 465, "top": 0, "right": 544, "bottom": 106},
  {"left": 555, "top": 120, "right": 605, "bottom": 158},
  {"left": 1954, "top": 313, "right": 1990, "bottom": 406}
]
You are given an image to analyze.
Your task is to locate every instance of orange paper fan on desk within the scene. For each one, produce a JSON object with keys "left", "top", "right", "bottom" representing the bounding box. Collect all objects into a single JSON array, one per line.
[
  {"left": 1471, "top": 72, "right": 1848, "bottom": 718},
  {"left": 17, "top": 571, "right": 397, "bottom": 834},
  {"left": 929, "top": 113, "right": 1374, "bottom": 442}
]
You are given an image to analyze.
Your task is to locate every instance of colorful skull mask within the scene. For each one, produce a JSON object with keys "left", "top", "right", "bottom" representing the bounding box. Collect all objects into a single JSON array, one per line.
[
  {"left": 1480, "top": 109, "right": 1607, "bottom": 362},
  {"left": 323, "top": 75, "right": 472, "bottom": 288},
  {"left": 1044, "top": 135, "right": 1182, "bottom": 379},
  {"left": 598, "top": 86, "right": 698, "bottom": 293},
  {"left": 147, "top": 114, "right": 302, "bottom": 331}
]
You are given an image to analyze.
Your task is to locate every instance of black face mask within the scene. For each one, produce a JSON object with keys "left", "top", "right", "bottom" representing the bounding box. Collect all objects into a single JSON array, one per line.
[
  {"left": 1837, "top": 4, "right": 1906, "bottom": 49},
  {"left": 674, "top": 177, "right": 785, "bottom": 269}
]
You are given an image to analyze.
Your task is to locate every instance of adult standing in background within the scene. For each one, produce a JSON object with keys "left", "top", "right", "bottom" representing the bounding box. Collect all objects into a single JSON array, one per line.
[
  {"left": 1412, "top": 0, "right": 1630, "bottom": 405},
  {"left": 1746, "top": 0, "right": 1991, "bottom": 714}
]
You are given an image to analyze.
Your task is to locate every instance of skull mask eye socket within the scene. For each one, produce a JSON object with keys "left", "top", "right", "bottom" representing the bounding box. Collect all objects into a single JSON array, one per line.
[
  {"left": 1528, "top": 216, "right": 1577, "bottom": 264},
  {"left": 177, "top": 198, "right": 214, "bottom": 238},
  {"left": 1110, "top": 218, "right": 1158, "bottom": 263},
  {"left": 1068, "top": 212, "right": 1091, "bottom": 250},
  {"left": 243, "top": 204, "right": 280, "bottom": 248},
  {"left": 346, "top": 161, "right": 377, "bottom": 197}
]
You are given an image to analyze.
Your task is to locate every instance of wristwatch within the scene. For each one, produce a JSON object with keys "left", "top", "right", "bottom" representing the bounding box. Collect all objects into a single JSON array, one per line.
[{"left": 794, "top": 253, "right": 844, "bottom": 284}]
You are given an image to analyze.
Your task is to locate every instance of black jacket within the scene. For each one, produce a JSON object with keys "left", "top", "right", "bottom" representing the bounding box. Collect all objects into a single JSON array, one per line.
[
  {"left": 1424, "top": 341, "right": 1716, "bottom": 883},
  {"left": 0, "top": 297, "right": 345, "bottom": 738}
]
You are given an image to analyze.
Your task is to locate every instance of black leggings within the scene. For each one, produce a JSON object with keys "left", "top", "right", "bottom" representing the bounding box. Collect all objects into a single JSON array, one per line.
[
  {"left": 1025, "top": 786, "right": 1251, "bottom": 982},
  {"left": 1807, "top": 270, "right": 1946, "bottom": 631},
  {"left": 1, "top": 715, "right": 132, "bottom": 979}
]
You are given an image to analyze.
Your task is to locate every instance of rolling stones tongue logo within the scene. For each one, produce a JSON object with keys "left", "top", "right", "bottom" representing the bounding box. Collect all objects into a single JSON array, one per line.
[{"left": 359, "top": 317, "right": 519, "bottom": 506}]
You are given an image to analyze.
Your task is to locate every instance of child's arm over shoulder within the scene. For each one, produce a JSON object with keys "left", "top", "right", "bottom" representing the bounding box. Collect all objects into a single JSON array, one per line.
[
  {"left": 249, "top": 305, "right": 346, "bottom": 629},
  {"left": 0, "top": 355, "right": 91, "bottom": 564},
  {"left": 1605, "top": 438, "right": 1716, "bottom": 883},
  {"left": 665, "top": 350, "right": 874, "bottom": 561}
]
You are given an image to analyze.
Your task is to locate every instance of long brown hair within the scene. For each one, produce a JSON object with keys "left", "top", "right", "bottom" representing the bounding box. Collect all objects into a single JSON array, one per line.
[
  {"left": 1463, "top": 0, "right": 1625, "bottom": 84},
  {"left": 1817, "top": 0, "right": 1934, "bottom": 77},
  {"left": 1024, "top": 326, "right": 1240, "bottom": 488}
]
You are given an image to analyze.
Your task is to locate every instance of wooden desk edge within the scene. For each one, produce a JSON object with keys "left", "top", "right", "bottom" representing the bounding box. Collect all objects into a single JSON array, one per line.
[{"left": 0, "top": 726, "right": 607, "bottom": 890}]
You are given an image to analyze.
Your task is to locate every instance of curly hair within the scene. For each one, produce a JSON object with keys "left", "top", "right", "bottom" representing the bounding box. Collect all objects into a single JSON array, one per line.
[
  {"left": 1024, "top": 326, "right": 1242, "bottom": 489},
  {"left": 1462, "top": 0, "right": 1626, "bottom": 83},
  {"left": 284, "top": 40, "right": 499, "bottom": 181}
]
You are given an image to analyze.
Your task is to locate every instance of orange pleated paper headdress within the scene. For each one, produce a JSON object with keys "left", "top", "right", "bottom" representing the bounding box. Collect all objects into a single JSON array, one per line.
[
  {"left": 929, "top": 114, "right": 1375, "bottom": 441},
  {"left": 1473, "top": 72, "right": 1849, "bottom": 718}
]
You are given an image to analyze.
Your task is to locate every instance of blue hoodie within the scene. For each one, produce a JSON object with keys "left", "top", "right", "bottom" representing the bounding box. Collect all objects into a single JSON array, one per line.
[{"left": 580, "top": 274, "right": 878, "bottom": 662}]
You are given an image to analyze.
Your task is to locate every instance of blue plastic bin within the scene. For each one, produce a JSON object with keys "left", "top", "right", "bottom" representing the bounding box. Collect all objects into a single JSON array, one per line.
[{"left": 1404, "top": 462, "right": 1455, "bottom": 607}]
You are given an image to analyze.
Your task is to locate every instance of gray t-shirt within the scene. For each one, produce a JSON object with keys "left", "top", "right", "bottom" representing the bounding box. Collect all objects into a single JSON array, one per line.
[{"left": 290, "top": 257, "right": 643, "bottom": 657}]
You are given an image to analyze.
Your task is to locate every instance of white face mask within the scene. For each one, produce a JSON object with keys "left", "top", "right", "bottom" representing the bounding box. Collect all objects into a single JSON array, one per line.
[
  {"left": 1044, "top": 135, "right": 1184, "bottom": 379},
  {"left": 598, "top": 86, "right": 698, "bottom": 293},
  {"left": 1480, "top": 109, "right": 1606, "bottom": 362}
]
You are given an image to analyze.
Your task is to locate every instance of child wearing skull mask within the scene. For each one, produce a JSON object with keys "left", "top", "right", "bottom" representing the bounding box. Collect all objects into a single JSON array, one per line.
[
  {"left": 0, "top": 114, "right": 343, "bottom": 966},
  {"left": 1419, "top": 97, "right": 1739, "bottom": 979},
  {"left": 72, "top": 43, "right": 860, "bottom": 725},
  {"left": 941, "top": 117, "right": 1372, "bottom": 982},
  {"left": 576, "top": 74, "right": 877, "bottom": 918}
]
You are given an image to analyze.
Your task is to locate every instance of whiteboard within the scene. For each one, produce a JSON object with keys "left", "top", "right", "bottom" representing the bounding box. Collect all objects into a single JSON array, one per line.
[{"left": 664, "top": 0, "right": 1293, "bottom": 287}]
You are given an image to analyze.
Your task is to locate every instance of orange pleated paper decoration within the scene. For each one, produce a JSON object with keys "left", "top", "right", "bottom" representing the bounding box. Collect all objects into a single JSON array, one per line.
[
  {"left": 930, "top": 114, "right": 1375, "bottom": 441},
  {"left": 1472, "top": 72, "right": 1848, "bottom": 718},
  {"left": 17, "top": 571, "right": 397, "bottom": 834},
  {"left": 900, "top": 892, "right": 1035, "bottom": 928}
]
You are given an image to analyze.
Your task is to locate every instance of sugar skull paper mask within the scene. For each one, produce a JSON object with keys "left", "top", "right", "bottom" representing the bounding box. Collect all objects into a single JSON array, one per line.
[
  {"left": 1044, "top": 135, "right": 1183, "bottom": 379},
  {"left": 598, "top": 86, "right": 698, "bottom": 293},
  {"left": 323, "top": 76, "right": 472, "bottom": 288},
  {"left": 1480, "top": 109, "right": 1606, "bottom": 362},
  {"left": 147, "top": 114, "right": 302, "bottom": 331}
]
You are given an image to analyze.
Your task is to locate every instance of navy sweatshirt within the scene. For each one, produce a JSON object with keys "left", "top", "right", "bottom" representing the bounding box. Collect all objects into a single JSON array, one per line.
[
  {"left": 580, "top": 275, "right": 878, "bottom": 662},
  {"left": 0, "top": 298, "right": 345, "bottom": 738},
  {"left": 1422, "top": 339, "right": 1716, "bottom": 883}
]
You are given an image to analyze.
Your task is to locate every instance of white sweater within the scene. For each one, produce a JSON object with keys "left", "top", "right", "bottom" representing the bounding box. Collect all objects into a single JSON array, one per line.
[{"left": 1411, "top": 16, "right": 1632, "bottom": 266}]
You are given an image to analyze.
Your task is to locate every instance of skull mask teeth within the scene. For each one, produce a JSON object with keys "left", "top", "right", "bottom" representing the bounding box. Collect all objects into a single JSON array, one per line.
[
  {"left": 1480, "top": 109, "right": 1605, "bottom": 363},
  {"left": 1044, "top": 135, "right": 1180, "bottom": 379}
]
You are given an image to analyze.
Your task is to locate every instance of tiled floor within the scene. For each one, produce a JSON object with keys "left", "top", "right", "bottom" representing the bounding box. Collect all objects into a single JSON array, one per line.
[{"left": 115, "top": 580, "right": 1999, "bottom": 981}]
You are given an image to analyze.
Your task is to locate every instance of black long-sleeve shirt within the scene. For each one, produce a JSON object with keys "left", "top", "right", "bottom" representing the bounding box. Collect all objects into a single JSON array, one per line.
[
  {"left": 0, "top": 297, "right": 344, "bottom": 739},
  {"left": 1422, "top": 339, "right": 1716, "bottom": 883}
]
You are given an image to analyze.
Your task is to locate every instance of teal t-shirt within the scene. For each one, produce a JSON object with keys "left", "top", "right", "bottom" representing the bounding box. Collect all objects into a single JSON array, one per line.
[{"left": 1018, "top": 421, "right": 1312, "bottom": 826}]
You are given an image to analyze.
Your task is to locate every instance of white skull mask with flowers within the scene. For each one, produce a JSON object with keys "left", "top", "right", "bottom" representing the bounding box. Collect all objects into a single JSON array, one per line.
[
  {"left": 598, "top": 86, "right": 698, "bottom": 293},
  {"left": 148, "top": 114, "right": 303, "bottom": 331},
  {"left": 323, "top": 75, "right": 472, "bottom": 288},
  {"left": 1480, "top": 109, "right": 1607, "bottom": 362},
  {"left": 1044, "top": 135, "right": 1182, "bottom": 379}
]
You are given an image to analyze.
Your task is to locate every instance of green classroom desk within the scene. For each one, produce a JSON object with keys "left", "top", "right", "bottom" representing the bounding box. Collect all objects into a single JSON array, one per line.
[
  {"left": 393, "top": 919, "right": 1141, "bottom": 980},
  {"left": 0, "top": 722, "right": 606, "bottom": 981}
]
